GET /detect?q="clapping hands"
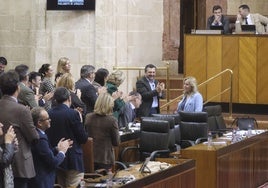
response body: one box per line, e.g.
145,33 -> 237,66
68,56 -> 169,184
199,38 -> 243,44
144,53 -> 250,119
57,138 -> 73,154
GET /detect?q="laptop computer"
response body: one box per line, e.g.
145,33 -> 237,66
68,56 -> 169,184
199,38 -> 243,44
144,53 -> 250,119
241,25 -> 256,32
210,25 -> 224,31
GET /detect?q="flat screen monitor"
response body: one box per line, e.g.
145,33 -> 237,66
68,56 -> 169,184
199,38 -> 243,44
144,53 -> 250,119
47,0 -> 95,10
241,25 -> 256,32
210,25 -> 224,31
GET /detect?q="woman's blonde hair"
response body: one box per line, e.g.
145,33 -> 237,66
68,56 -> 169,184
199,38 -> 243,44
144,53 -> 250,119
107,70 -> 125,87
57,57 -> 70,74
184,76 -> 198,94
94,93 -> 114,115
56,73 -> 74,91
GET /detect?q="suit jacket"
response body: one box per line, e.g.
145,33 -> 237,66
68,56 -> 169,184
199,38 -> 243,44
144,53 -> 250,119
18,82 -> 38,109
75,78 -> 98,114
177,92 -> 203,112
136,76 -> 164,117
207,15 -> 230,34
0,95 -> 39,178
84,113 -> 120,165
118,102 -> 135,128
30,129 -> 65,188
46,104 -> 88,172
237,13 -> 268,34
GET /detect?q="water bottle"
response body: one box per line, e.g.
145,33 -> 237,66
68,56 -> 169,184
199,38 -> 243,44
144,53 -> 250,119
207,131 -> 212,147
79,179 -> 85,188
247,124 -> 252,137
232,128 -> 237,143
106,169 -> 113,188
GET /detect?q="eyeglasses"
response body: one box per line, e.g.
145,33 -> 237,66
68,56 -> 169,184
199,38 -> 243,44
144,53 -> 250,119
39,118 -> 51,122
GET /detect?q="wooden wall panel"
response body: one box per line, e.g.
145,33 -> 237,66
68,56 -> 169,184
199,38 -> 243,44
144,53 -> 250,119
184,34 -> 268,105
239,37 -> 257,103
207,36 -> 222,102
257,37 -> 268,104
184,35 -> 207,100
222,36 -> 239,103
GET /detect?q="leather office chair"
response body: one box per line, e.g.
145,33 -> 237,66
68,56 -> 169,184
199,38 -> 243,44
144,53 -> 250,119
120,119 -> 171,164
151,113 -> 180,151
203,105 -> 231,135
179,111 -> 208,149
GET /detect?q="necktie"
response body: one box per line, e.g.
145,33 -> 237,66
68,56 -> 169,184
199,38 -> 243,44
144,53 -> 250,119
245,17 -> 248,25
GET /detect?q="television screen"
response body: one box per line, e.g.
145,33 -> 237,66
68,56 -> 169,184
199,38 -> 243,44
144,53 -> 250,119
47,0 -> 95,10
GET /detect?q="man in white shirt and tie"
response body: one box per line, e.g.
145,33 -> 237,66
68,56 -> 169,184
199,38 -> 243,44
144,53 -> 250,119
236,4 -> 268,34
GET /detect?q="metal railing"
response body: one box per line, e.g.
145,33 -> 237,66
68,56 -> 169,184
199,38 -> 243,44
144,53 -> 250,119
160,69 -> 233,117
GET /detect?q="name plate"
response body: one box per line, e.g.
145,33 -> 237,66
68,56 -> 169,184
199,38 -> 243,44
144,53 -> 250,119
194,30 -> 222,35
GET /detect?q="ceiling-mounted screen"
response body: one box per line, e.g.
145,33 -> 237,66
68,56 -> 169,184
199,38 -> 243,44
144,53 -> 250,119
47,0 -> 95,10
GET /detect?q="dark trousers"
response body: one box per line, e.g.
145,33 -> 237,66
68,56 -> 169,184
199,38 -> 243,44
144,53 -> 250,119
14,177 -> 30,188
149,107 -> 158,116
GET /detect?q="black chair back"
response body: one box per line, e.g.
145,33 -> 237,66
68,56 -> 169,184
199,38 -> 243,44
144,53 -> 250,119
179,111 -> 208,148
140,119 -> 170,155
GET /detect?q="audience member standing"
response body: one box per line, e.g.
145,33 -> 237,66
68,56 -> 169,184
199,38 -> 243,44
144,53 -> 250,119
46,87 -> 88,187
118,91 -> 142,128
92,68 -> 109,91
0,123 -> 17,188
84,93 -> 120,171
56,57 -> 71,74
106,70 -> 126,119
29,107 -> 72,188
38,64 -> 55,110
136,64 -> 165,118
176,76 -> 203,112
28,71 -> 53,107
15,64 -> 38,109
0,57 -> 7,99
56,73 -> 86,119
0,70 -> 39,188
75,65 -> 106,114
0,57 -> 7,76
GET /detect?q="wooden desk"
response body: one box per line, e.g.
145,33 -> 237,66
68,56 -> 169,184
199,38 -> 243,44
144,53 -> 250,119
181,131 -> 268,188
85,158 -> 195,188
184,34 -> 268,104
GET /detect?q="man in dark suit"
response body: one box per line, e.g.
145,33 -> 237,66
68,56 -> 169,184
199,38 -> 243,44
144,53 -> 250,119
46,87 -> 88,187
75,65 -> 106,114
0,57 -> 8,99
29,107 -> 72,188
15,64 -> 38,109
0,70 -> 39,188
118,91 -> 142,128
136,64 -> 165,118
207,5 -> 230,34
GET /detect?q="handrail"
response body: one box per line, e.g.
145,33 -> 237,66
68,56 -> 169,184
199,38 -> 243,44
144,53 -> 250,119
160,69 -> 233,117
113,61 -> 171,111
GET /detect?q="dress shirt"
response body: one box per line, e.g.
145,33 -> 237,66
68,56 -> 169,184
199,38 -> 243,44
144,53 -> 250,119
148,80 -> 158,108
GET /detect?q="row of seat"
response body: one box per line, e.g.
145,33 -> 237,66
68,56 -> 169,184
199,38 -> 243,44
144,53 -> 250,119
120,105 -> 231,165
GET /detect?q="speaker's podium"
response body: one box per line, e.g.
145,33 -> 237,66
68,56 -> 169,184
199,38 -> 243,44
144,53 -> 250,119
184,33 -> 268,105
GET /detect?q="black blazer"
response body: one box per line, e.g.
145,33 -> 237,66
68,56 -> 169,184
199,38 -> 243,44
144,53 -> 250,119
75,78 -> 98,114
46,104 -> 88,172
207,15 -> 230,34
136,76 -> 163,117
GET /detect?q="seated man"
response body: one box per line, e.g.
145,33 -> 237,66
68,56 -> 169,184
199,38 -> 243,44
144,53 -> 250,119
235,4 -> 268,34
118,91 -> 142,128
207,5 -> 230,34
